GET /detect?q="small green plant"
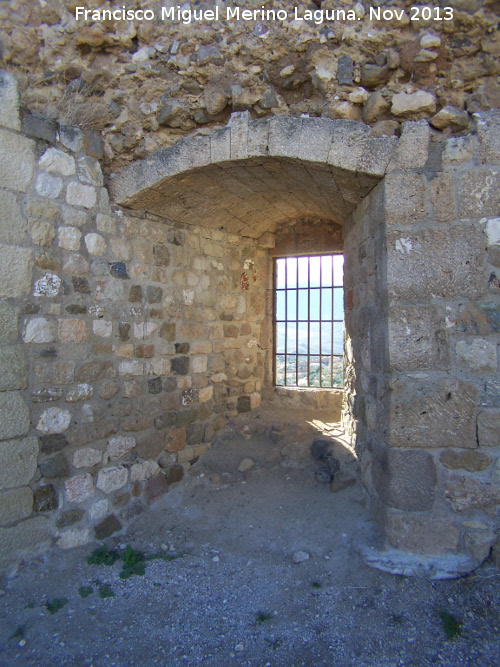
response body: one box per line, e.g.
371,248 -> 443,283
440,610 -> 461,639
311,581 -> 322,589
98,584 -> 114,599
118,545 -> 146,579
265,638 -> 281,651
45,598 -> 68,614
87,545 -> 119,566
78,586 -> 93,599
256,611 -> 274,624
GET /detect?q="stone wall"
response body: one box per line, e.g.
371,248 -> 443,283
0,71 -> 271,569
2,0 -> 499,173
348,116 -> 500,574
1,67 -> 500,578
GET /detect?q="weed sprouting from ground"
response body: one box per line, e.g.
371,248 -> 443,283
119,545 -> 146,579
311,581 -> 322,589
78,586 -> 93,599
87,544 -> 183,579
45,598 -> 68,615
87,545 -> 120,566
256,611 -> 274,624
439,609 -> 461,640
98,584 -> 114,599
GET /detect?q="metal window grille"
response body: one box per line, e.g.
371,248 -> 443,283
274,255 -> 344,388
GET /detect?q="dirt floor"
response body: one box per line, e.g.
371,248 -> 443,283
1,407 -> 499,667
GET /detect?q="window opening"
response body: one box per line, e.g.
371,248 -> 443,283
274,255 -> 344,388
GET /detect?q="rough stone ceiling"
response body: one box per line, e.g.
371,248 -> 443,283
116,156 -> 379,239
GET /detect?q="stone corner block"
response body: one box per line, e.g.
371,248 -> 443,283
387,119 -> 430,172
0,392 -> 30,441
474,110 -> 500,165
0,245 -> 34,299
0,436 -> 38,489
0,128 -> 35,192
0,71 -> 21,131
0,516 -> 51,571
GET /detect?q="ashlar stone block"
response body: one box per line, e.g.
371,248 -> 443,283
477,410 -> 500,447
0,436 -> 38,489
387,227 -> 484,301
389,379 -> 478,449
0,128 -> 35,191
0,346 -> 27,391
456,338 -> 497,371
0,517 -> 51,570
0,244 -> 34,298
373,447 -> 436,511
0,71 -> 21,131
386,513 -> 460,554
0,189 -> 26,244
0,392 -> 30,441
475,110 -> 500,164
459,170 -> 500,219
0,486 -> 33,525
0,301 -> 19,343
385,172 -> 426,226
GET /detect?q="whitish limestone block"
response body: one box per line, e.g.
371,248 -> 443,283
89,499 -> 108,521
130,460 -> 160,482
0,189 -> 26,244
0,392 -> 30,441
73,447 -> 102,468
486,218 -> 500,245
66,182 -> 97,209
0,128 -> 35,192
39,147 -> 75,176
0,244 -> 33,298
35,173 -> 63,199
57,527 -> 91,549
118,360 -> 147,376
191,356 -> 208,374
96,466 -> 128,493
0,487 -> 33,525
391,91 -> 436,118
84,233 -> 106,255
0,71 -> 21,130
107,435 -> 136,461
23,317 -> 56,343
0,517 -> 51,570
93,320 -> 112,337
58,226 -> 82,251
456,339 -> 497,371
33,273 -> 61,297
65,473 -> 94,503
133,322 -> 158,338
36,407 -> 72,434
65,384 -> 93,403
0,437 -> 38,489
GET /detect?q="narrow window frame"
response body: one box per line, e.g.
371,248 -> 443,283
273,254 -> 344,389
